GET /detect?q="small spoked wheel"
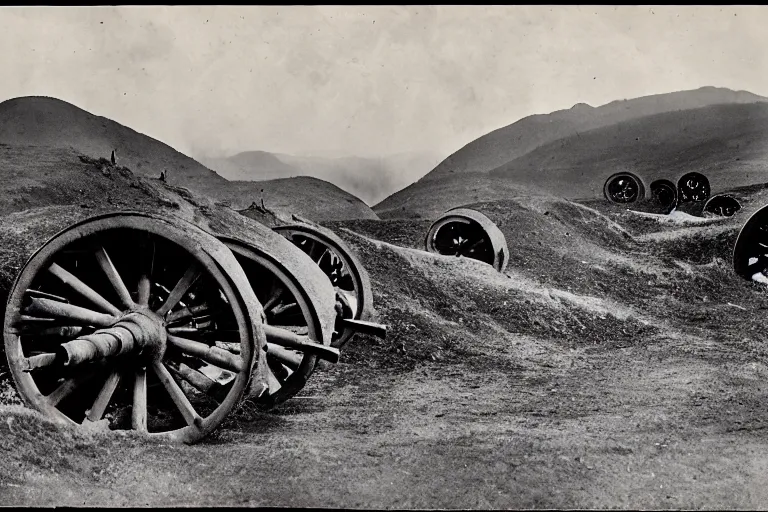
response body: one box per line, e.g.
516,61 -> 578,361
220,237 -> 337,409
704,194 -> 741,218
425,208 -> 509,273
273,224 -> 373,348
603,172 -> 644,204
650,179 -> 678,213
3,212 -> 264,444
677,172 -> 711,203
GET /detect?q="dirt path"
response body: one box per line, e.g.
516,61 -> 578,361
4,325 -> 768,508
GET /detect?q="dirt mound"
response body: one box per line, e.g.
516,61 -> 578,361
334,191 -> 768,356
218,176 -> 379,222
325,228 -> 658,374
323,218 -> 434,251
374,173 -> 545,220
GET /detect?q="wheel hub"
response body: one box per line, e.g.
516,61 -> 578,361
56,308 -> 167,367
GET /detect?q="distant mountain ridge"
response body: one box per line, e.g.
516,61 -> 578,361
201,149 -> 443,206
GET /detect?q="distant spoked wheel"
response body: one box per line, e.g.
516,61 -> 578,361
425,208 -> 510,273
219,237 -> 338,409
703,194 -> 741,218
733,204 -> 768,283
677,172 -> 711,203
3,212 -> 264,444
603,172 -> 644,204
273,224 -> 372,349
650,179 -> 678,213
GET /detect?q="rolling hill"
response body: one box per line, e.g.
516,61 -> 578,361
375,87 -> 768,218
0,96 -> 226,192
221,176 -> 380,221
0,96 -> 378,221
421,86 -> 768,183
488,102 -> 768,199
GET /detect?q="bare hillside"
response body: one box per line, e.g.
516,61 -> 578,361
0,97 -> 378,222
377,101 -> 768,218
424,86 -> 768,183
0,96 -> 226,192
220,176 -> 380,221
376,87 -> 768,217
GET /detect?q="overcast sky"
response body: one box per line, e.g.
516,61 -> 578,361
1,5 -> 767,160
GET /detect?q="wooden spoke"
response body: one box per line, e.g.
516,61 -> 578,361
132,368 -> 148,432
268,302 -> 299,317
137,274 -> 151,307
166,326 -> 203,336
22,353 -> 58,372
263,324 -> 339,363
155,264 -> 201,317
24,297 -> 117,327
17,325 -> 84,338
214,341 -> 240,353
94,246 -> 135,309
262,283 -> 285,313
47,262 -> 122,316
25,289 -> 69,303
264,365 -> 282,394
46,370 -> 99,406
167,361 -> 220,396
85,370 -> 122,423
166,303 -> 213,324
266,344 -> 302,369
15,315 -> 58,326
136,238 -> 155,307
167,335 -> 245,373
152,361 -> 203,428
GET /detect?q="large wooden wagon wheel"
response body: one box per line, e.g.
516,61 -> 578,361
217,237 -> 339,409
3,212 -> 267,444
425,208 -> 510,273
272,224 -> 375,348
733,203 -> 768,284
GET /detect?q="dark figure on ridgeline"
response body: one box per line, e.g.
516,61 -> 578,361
110,149 -> 117,165
260,188 -> 265,209
160,170 -> 166,182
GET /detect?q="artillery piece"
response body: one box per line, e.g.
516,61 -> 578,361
2,210 -> 343,444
